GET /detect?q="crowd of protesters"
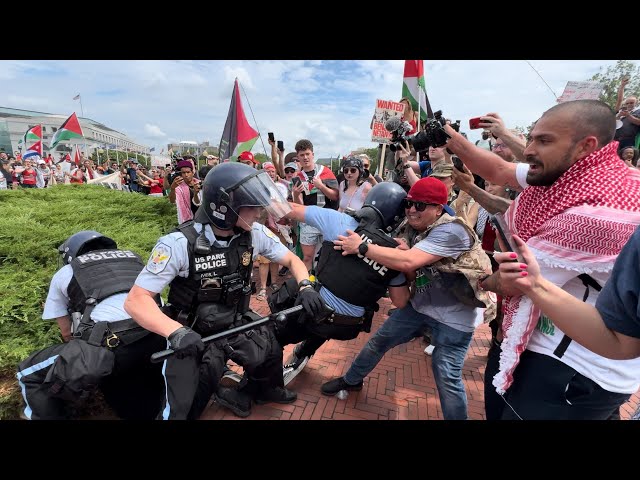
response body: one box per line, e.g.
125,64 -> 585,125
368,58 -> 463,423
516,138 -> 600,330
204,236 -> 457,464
7,78 -> 640,421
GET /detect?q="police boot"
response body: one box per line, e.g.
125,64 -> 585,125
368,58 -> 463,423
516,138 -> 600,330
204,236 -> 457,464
255,386 -> 297,405
214,386 -> 252,418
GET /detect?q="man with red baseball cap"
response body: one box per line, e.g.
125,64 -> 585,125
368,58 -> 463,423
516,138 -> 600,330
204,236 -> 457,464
323,176 -> 494,419
238,151 -> 258,168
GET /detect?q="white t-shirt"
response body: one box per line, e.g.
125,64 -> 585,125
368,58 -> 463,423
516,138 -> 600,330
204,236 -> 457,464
42,264 -> 130,322
510,162 -> 640,393
135,222 -> 289,294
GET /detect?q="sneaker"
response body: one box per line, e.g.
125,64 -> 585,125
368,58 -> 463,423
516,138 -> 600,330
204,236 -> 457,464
283,343 -> 310,386
220,367 -> 243,388
424,344 -> 435,356
278,266 -> 289,277
321,376 -> 363,396
214,386 -> 252,417
255,386 -> 297,405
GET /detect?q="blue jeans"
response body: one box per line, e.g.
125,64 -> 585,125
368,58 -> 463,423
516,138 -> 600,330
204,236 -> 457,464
343,303 -> 473,420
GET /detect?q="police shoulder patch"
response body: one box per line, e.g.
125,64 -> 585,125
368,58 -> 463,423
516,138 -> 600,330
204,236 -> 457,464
146,242 -> 172,274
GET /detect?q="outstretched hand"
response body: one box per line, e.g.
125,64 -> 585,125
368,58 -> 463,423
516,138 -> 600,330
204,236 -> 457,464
333,230 -> 362,255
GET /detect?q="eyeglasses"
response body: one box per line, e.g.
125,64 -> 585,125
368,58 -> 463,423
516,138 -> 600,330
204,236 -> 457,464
492,144 -> 507,151
284,168 -> 296,174
404,199 -> 438,212
343,167 -> 359,174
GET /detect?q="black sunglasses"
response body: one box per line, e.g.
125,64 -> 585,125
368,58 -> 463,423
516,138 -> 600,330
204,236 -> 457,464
284,168 -> 296,174
404,199 -> 439,212
343,167 -> 359,174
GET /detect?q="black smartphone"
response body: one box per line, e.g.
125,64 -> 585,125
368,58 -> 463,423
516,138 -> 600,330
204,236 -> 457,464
452,156 -> 464,172
277,140 -> 284,152
291,176 -> 302,186
489,214 -> 516,255
268,132 -> 275,143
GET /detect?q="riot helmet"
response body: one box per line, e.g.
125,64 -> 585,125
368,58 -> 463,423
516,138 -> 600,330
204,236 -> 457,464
58,230 -> 117,265
194,162 -> 291,230
356,182 -> 407,232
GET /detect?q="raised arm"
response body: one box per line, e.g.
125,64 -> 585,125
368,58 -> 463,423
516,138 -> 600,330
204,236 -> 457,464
444,125 -> 521,192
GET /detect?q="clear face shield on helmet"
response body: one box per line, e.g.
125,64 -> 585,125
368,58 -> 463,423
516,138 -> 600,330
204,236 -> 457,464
229,171 -> 292,221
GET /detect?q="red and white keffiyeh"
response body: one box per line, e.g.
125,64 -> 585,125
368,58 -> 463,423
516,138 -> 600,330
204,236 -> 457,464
176,182 -> 193,224
494,141 -> 640,394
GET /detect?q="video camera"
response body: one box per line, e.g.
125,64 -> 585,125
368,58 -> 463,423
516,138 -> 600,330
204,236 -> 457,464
385,111 -> 461,153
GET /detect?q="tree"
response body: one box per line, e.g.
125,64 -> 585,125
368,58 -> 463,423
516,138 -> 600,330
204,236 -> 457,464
588,60 -> 640,109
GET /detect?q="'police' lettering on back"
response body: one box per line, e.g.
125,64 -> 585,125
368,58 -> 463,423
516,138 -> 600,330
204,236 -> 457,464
77,250 -> 137,264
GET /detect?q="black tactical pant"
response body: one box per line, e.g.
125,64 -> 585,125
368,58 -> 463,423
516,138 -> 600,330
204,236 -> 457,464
17,330 -> 165,420
275,314 -> 363,359
158,313 -> 284,420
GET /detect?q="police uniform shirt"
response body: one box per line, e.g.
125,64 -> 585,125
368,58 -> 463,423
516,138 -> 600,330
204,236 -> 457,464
304,206 -> 406,317
136,222 -> 289,294
42,264 -> 130,322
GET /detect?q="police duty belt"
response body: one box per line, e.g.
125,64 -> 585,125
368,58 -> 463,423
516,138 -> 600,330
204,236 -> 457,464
150,305 -> 304,363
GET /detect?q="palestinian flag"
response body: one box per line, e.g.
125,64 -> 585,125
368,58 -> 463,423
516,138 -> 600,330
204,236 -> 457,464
22,124 -> 42,145
73,145 -> 82,166
402,60 -> 433,123
218,78 -> 258,161
50,112 -> 84,148
23,140 -> 43,160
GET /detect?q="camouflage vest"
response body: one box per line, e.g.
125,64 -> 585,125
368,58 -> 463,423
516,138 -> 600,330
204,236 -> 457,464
407,213 -> 496,323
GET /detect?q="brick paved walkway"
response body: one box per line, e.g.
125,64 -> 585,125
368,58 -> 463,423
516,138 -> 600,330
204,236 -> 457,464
200,295 -> 640,420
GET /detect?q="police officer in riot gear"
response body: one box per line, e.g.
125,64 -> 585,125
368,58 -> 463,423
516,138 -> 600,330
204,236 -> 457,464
273,181 -> 412,386
125,162 -> 326,419
16,231 -> 166,420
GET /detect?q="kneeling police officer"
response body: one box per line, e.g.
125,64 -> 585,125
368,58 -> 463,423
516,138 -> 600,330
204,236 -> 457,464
17,231 -> 166,420
125,162 -> 325,420
273,179 -> 412,385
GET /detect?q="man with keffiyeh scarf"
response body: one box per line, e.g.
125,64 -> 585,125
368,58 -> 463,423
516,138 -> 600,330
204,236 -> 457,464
444,100 -> 640,420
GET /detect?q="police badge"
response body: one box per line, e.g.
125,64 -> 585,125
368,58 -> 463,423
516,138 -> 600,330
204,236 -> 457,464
242,251 -> 251,266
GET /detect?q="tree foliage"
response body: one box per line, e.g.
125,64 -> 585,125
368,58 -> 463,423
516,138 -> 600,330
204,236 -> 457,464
589,60 -> 640,109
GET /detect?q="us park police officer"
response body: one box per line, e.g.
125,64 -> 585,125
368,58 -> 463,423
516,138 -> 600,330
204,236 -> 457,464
125,162 -> 326,419
273,180 -> 413,386
16,231 -> 166,420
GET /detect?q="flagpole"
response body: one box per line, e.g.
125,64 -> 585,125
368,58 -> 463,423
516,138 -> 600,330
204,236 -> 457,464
75,95 -> 87,161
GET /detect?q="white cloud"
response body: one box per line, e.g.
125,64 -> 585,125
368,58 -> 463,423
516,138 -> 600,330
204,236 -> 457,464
144,124 -> 166,138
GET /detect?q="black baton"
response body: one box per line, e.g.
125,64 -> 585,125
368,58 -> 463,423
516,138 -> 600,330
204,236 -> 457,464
150,304 -> 304,364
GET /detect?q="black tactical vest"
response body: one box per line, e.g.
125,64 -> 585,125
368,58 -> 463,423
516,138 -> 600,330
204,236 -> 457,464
316,224 -> 401,308
67,249 -> 144,314
167,222 -> 253,333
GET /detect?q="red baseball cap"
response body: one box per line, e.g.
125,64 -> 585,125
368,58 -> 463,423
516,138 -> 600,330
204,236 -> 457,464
238,151 -> 257,164
406,177 -> 455,215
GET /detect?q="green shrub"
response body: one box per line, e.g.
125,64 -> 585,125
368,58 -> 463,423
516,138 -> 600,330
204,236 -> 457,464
0,184 -> 177,419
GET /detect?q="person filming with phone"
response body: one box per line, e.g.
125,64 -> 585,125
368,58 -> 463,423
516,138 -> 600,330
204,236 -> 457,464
445,99 -> 640,419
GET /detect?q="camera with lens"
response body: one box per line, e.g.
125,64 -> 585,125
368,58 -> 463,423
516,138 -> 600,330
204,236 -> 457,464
386,110 -> 458,153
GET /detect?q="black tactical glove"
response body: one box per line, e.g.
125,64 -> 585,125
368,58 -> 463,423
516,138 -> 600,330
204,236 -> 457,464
168,326 -> 205,359
295,287 -> 326,318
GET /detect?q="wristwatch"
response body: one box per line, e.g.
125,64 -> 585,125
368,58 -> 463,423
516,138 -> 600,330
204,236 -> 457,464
402,164 -> 412,170
298,279 -> 313,290
358,242 -> 369,256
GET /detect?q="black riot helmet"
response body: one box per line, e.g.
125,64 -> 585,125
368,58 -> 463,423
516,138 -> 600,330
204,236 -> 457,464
355,182 -> 407,232
194,162 -> 291,230
58,230 -> 117,265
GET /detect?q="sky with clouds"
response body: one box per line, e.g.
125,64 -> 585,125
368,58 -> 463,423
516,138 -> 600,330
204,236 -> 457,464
1,60 -> 636,160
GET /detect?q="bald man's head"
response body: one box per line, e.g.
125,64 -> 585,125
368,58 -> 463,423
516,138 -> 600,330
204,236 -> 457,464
544,99 -> 616,148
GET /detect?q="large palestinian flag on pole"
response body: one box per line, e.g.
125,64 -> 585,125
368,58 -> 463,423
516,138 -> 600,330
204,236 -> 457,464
402,60 -> 433,123
218,78 -> 259,161
50,112 -> 84,149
